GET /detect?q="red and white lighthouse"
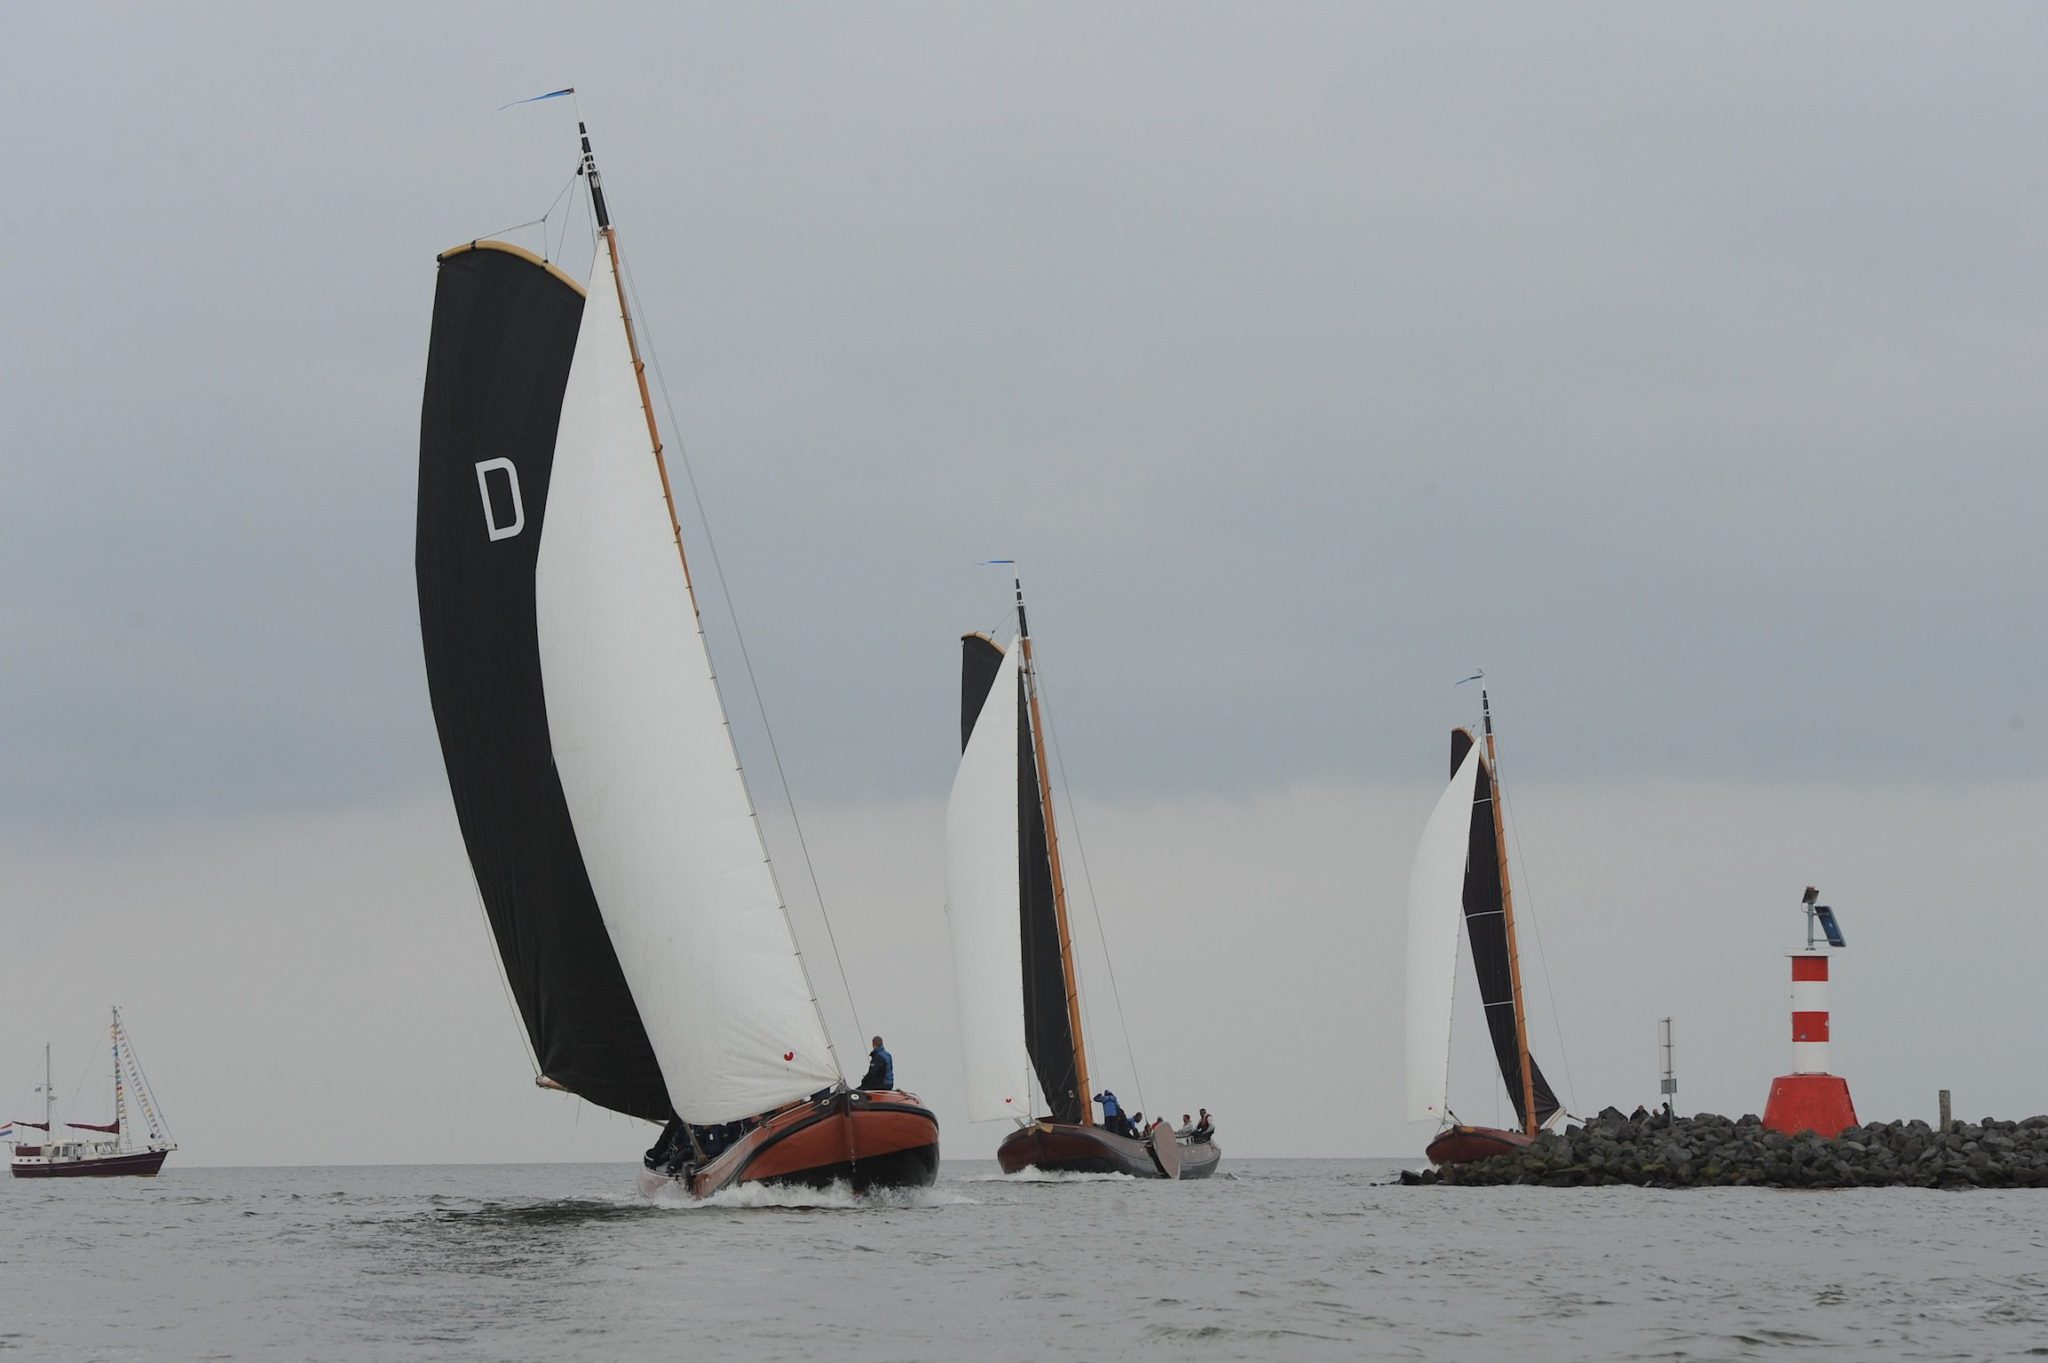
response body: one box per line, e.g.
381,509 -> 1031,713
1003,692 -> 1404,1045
1762,886 -> 1858,1136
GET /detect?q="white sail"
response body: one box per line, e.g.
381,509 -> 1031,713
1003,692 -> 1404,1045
945,637 -> 1034,1123
535,243 -> 839,1124
1405,743 -> 1484,1124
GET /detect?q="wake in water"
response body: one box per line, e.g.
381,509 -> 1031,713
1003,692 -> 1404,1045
954,1168 -> 1137,1184
642,1180 -> 976,1212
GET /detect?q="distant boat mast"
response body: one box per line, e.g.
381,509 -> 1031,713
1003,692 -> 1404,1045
1480,688 -> 1540,1138
1014,577 -> 1094,1124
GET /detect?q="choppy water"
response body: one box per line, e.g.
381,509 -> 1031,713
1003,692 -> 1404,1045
1,1159 -> 2043,1360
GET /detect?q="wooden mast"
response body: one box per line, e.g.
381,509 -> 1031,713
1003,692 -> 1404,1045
1015,579 -> 1094,1124
1482,690 -> 1541,1138
578,122 -> 703,617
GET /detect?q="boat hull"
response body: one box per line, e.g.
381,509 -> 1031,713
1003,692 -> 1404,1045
638,1089 -> 939,1200
1426,1124 -> 1534,1165
10,1147 -> 171,1179
997,1120 -> 1221,1180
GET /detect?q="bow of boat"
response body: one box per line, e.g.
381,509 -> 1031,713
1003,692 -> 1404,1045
1425,1124 -> 1535,1166
639,1089 -> 939,1199
997,1120 -> 1221,1180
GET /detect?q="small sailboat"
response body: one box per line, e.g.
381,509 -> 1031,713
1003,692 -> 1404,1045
415,118 -> 938,1198
1407,688 -> 1563,1164
8,1008 -> 176,1179
945,579 -> 1219,1180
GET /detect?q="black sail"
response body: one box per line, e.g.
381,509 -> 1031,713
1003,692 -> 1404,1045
1450,728 -> 1561,1130
961,634 -> 1084,1124
417,242 -> 670,1122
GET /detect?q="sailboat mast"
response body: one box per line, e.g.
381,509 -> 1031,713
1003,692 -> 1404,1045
1015,579 -> 1093,1124
44,1042 -> 52,1138
1482,690 -> 1540,1137
578,122 -> 702,615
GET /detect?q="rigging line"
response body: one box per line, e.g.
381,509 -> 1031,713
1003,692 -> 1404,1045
569,165 -> 597,281
1033,666 -> 1144,1116
65,1040 -> 99,1115
616,250 -> 863,1055
538,169 -> 574,261
480,213 -> 550,243
41,1016 -> 102,1113
120,1017 -> 173,1140
1443,890 -> 1465,1120
477,172 -> 579,258
1499,780 -> 1578,1115
555,165 -> 583,265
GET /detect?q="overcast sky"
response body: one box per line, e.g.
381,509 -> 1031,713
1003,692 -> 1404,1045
3,3 -> 2043,1167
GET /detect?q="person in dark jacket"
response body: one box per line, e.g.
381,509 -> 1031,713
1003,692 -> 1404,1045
860,1036 -> 894,1090
1192,1108 -> 1214,1143
645,1117 -> 688,1172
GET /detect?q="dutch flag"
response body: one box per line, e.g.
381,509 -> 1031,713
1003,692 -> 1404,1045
0,1122 -> 13,1141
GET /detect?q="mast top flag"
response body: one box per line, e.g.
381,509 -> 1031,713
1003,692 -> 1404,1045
499,87 -> 577,111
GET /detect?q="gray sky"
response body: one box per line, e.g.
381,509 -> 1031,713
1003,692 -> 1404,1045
3,3 -> 2043,1165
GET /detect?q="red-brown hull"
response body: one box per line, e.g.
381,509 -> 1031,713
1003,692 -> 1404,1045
11,1148 -> 171,1179
1426,1124 -> 1535,1165
640,1089 -> 939,1200
996,1121 -> 1221,1180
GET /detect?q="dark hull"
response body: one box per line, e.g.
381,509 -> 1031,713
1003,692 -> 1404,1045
1426,1124 -> 1534,1165
997,1121 -> 1221,1180
11,1148 -> 171,1179
639,1089 -> 939,1200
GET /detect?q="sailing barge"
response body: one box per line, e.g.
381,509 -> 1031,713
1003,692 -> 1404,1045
1407,689 -> 1563,1164
416,116 -> 937,1198
945,580 -> 1219,1181
8,1008 -> 176,1179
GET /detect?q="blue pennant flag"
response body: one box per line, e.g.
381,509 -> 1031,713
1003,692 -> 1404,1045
499,87 -> 575,111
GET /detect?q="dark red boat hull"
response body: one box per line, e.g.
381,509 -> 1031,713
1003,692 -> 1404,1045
11,1148 -> 170,1179
997,1121 -> 1221,1180
640,1089 -> 940,1199
1426,1124 -> 1535,1165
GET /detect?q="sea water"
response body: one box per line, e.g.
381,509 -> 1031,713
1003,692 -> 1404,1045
1,1159 -> 2042,1360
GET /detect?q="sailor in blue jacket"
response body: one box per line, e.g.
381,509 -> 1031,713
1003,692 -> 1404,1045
860,1036 -> 894,1090
1094,1089 -> 1135,1137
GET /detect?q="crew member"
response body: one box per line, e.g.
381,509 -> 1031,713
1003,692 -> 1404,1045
861,1035 -> 895,1090
645,1116 -> 687,1172
1095,1089 -> 1136,1138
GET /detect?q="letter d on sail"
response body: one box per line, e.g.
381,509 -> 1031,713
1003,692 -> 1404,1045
474,458 -> 526,541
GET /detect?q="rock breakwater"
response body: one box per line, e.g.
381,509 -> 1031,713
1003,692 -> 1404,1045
1403,1109 -> 2048,1188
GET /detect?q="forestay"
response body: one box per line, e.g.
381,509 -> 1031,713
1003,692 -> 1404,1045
946,637 -> 1035,1122
1406,742 -> 1484,1124
534,243 -> 839,1124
